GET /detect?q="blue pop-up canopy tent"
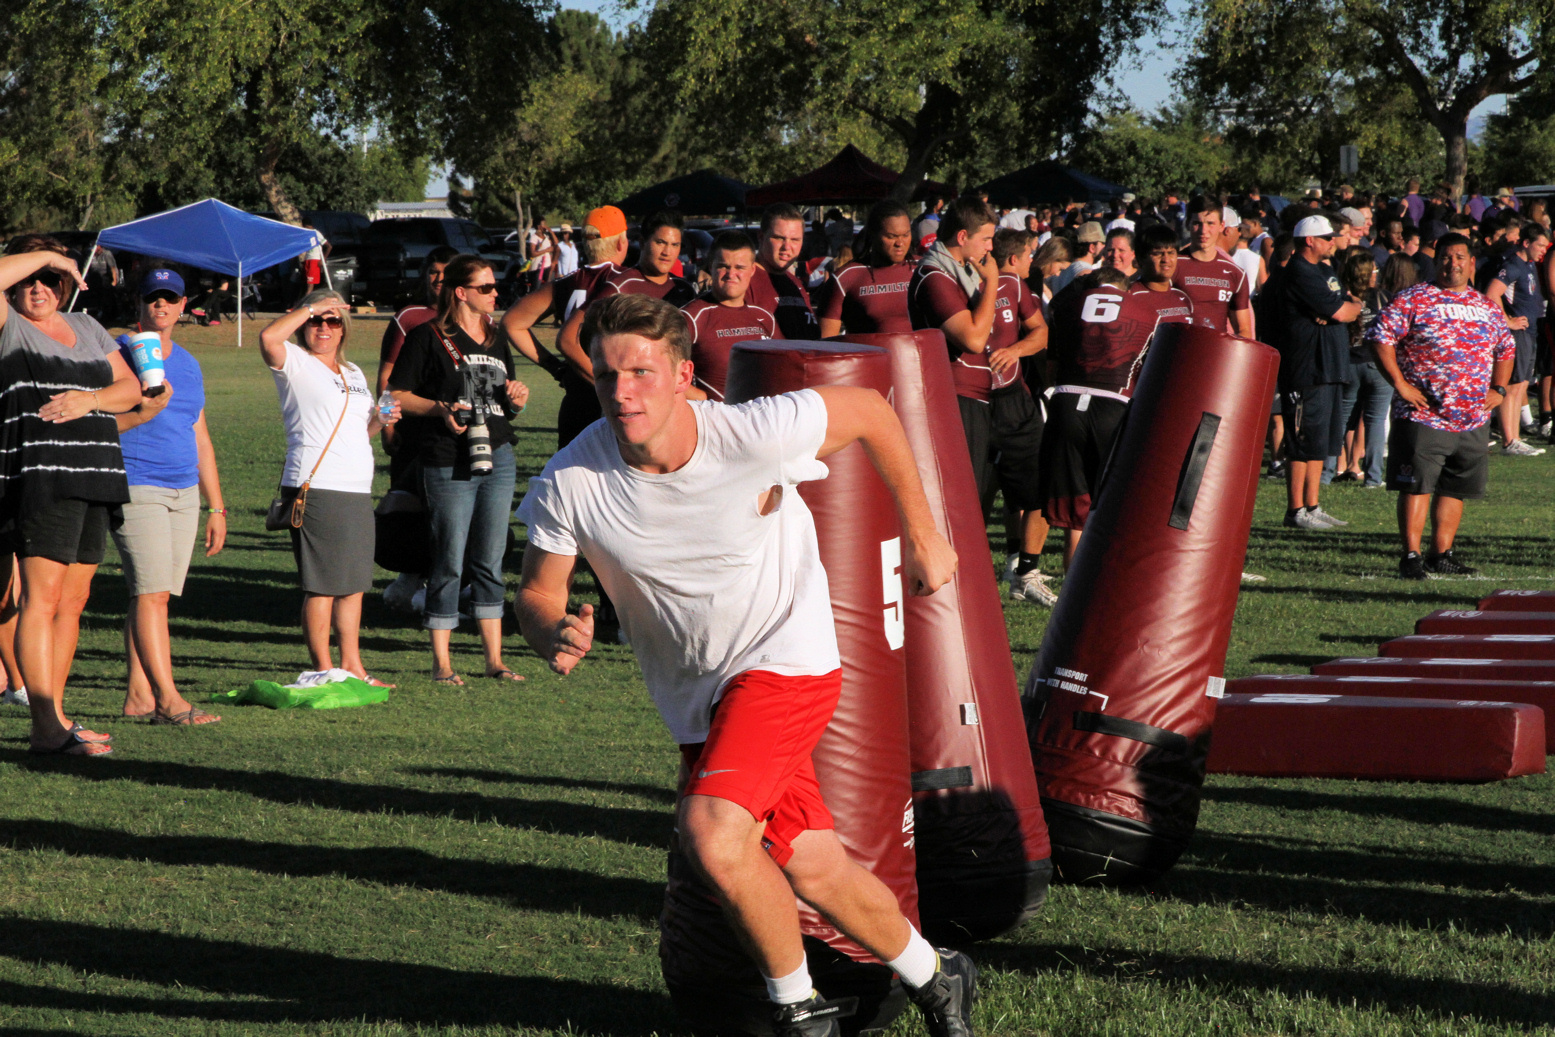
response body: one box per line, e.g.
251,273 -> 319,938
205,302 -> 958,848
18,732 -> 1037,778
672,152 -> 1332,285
87,198 -> 325,347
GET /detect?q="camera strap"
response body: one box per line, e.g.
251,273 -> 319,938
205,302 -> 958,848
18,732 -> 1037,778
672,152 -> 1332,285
430,325 -> 468,368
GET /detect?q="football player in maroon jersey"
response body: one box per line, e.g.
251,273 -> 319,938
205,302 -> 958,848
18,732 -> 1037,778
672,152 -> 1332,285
1174,198 -> 1253,337
748,204 -> 821,339
818,200 -> 915,337
681,232 -> 780,400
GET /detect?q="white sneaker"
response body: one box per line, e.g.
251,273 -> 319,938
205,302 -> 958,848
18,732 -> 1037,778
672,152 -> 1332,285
1311,507 -> 1349,527
1503,438 -> 1546,456
1011,569 -> 1058,606
2,687 -> 29,706
1540,419 -> 1552,439
1240,571 -> 1266,583
382,573 -> 425,613
1003,553 -> 1019,585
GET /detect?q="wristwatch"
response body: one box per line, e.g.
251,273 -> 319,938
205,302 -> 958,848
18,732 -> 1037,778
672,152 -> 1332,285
1490,384 -> 1507,397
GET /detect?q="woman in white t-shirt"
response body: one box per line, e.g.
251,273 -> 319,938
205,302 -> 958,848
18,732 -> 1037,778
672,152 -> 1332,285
260,290 -> 400,685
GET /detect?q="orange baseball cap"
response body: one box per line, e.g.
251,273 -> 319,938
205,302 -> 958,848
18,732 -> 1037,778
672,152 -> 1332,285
585,205 -> 628,237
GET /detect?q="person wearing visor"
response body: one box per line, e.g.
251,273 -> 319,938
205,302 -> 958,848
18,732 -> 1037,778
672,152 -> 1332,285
111,268 -> 226,726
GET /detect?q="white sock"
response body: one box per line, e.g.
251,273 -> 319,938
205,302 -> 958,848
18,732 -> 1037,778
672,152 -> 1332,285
886,925 -> 938,989
765,961 -> 813,1005
1522,404 -> 1534,424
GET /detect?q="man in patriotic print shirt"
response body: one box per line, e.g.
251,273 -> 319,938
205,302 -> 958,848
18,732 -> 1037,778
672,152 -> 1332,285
1365,233 -> 1516,580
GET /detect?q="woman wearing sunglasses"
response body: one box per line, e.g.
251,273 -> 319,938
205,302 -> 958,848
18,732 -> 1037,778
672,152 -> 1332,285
261,289 -> 400,685
390,255 -> 530,685
0,235 -> 145,756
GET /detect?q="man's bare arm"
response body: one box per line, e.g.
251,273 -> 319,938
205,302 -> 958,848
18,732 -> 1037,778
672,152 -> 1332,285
515,546 -> 593,674
812,385 -> 957,595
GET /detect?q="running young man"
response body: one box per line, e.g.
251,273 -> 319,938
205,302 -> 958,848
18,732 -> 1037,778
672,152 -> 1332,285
681,232 -> 780,400
1172,198 -> 1253,337
515,293 -> 976,1037
747,204 -> 822,339
1366,233 -> 1515,579
818,200 -> 916,336
1040,224 -> 1193,568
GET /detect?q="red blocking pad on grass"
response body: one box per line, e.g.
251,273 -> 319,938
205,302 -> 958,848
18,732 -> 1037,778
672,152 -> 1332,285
1415,610 -> 1555,635
1381,634 -> 1555,659
1231,672 -> 1555,743
1478,590 -> 1555,611
1316,656 -> 1555,681
1207,693 -> 1546,780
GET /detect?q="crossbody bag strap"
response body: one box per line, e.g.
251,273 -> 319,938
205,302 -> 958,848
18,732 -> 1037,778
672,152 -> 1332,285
300,380 -> 354,490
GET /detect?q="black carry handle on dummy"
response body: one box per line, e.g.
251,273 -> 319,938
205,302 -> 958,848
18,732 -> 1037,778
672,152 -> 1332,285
1169,412 -> 1221,531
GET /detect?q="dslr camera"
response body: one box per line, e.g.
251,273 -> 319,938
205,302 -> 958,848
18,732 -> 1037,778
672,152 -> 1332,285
455,357 -> 508,476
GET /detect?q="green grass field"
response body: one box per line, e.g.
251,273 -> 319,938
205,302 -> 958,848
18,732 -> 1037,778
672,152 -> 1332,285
1,317 -> 1552,1035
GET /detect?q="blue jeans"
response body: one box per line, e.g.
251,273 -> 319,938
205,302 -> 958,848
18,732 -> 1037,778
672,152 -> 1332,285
1350,362 -> 1394,486
1322,363 -> 1362,482
421,442 -> 515,630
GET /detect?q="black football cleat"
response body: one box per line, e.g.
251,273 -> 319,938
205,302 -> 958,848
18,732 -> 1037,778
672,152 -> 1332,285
906,949 -> 978,1037
772,992 -> 858,1037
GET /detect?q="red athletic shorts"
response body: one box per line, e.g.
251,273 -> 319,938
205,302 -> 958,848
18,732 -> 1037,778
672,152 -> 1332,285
679,668 -> 842,867
304,258 -> 322,285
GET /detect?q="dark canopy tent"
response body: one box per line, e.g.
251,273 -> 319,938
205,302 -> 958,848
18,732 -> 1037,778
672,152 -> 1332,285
89,199 -> 323,347
616,170 -> 750,217
746,145 -> 952,207
976,161 -> 1129,208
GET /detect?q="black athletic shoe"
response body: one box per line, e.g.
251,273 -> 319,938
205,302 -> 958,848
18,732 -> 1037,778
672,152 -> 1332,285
907,949 -> 978,1037
1425,549 -> 1479,576
1399,553 -> 1428,580
772,993 -> 858,1037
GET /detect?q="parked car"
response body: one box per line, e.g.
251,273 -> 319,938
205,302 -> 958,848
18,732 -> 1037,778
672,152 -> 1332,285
356,217 -> 515,307
254,210 -> 371,306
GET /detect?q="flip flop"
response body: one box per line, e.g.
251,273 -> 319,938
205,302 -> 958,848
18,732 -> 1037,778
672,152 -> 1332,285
148,708 -> 222,726
432,672 -> 464,686
361,675 -> 396,689
29,730 -> 113,757
69,722 -> 110,742
485,669 -> 525,682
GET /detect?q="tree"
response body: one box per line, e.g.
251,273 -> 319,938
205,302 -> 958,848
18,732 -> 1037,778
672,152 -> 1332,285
1479,67 -> 1555,191
1068,107 -> 1232,198
638,0 -> 1164,203
1181,0 -> 1552,198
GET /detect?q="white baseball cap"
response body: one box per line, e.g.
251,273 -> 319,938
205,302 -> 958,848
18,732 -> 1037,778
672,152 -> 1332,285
1222,206 -> 1240,226
1294,215 -> 1335,239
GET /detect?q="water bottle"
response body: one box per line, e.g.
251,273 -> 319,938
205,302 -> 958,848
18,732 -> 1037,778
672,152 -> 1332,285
377,390 -> 395,420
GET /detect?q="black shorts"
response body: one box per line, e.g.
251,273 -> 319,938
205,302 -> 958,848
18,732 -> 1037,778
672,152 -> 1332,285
1536,317 -> 1552,381
6,497 -> 114,565
1385,418 -> 1490,499
957,387 -> 1044,513
1037,390 -> 1128,530
1281,382 -> 1345,462
1511,328 -> 1536,385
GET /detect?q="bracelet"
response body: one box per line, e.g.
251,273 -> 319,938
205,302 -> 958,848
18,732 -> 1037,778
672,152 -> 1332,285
90,389 -> 100,409
206,507 -> 227,515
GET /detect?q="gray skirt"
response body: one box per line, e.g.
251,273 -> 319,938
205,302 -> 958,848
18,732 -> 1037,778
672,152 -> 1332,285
284,486 -> 375,596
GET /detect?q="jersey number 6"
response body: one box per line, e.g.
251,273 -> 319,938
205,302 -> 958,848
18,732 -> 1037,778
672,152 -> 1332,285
1081,294 -> 1122,323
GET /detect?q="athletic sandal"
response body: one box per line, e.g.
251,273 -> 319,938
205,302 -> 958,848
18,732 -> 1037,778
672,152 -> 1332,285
432,672 -> 465,686
149,708 -> 221,726
29,730 -> 113,757
485,669 -> 525,682
69,721 -> 110,742
361,675 -> 396,688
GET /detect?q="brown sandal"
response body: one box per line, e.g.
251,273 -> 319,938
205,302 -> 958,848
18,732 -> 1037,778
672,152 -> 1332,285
148,708 -> 221,726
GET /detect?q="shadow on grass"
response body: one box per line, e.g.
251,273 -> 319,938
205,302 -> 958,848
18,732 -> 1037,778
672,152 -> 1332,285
0,819 -> 661,920
0,918 -> 674,1033
0,750 -> 673,849
1247,653 -> 1332,668
405,767 -> 678,805
979,939 -> 1554,1030
1201,784 -> 1555,837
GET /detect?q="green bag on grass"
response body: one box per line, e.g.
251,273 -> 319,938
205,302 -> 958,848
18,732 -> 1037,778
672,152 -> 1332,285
212,677 -> 389,710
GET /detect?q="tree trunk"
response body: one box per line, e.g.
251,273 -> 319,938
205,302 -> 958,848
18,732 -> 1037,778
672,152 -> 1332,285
887,82 -> 962,205
257,135 -> 302,224
1441,122 -> 1469,202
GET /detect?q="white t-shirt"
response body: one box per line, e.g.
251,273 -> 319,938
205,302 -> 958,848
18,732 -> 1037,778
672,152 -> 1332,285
998,209 -> 1034,231
271,342 -> 376,493
518,390 -> 842,743
555,240 -> 579,278
1231,247 -> 1263,295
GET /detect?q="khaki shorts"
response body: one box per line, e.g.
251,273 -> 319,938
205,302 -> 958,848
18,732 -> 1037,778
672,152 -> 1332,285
111,484 -> 200,596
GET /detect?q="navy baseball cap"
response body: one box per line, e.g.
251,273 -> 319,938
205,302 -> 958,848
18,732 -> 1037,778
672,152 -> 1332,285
139,268 -> 185,297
